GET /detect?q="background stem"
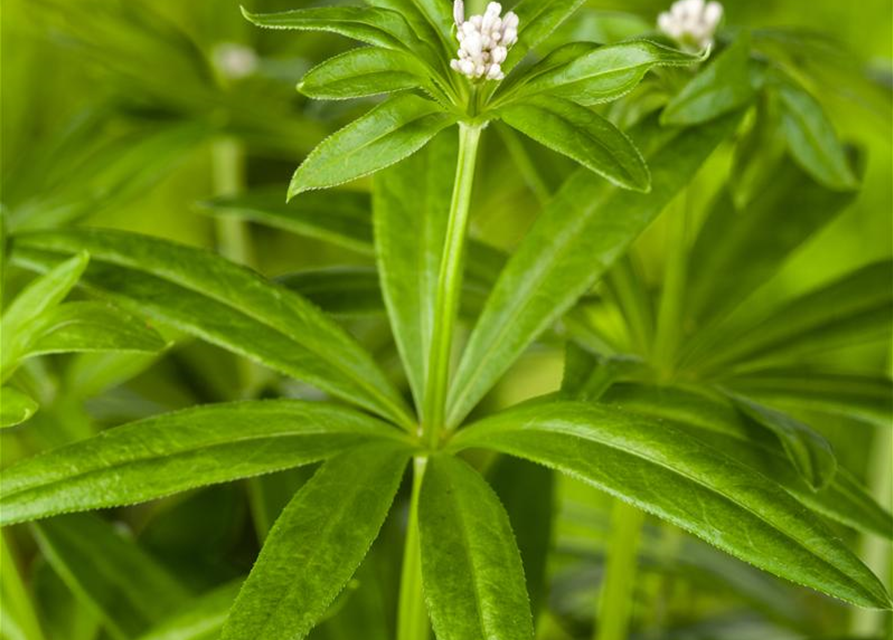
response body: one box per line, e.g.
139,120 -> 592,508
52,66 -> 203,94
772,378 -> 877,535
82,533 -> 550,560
595,500 -> 646,640
422,123 -> 482,442
397,457 -> 431,640
652,189 -> 690,376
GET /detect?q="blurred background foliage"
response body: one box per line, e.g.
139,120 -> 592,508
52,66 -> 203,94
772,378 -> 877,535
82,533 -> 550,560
1,1 -> 891,639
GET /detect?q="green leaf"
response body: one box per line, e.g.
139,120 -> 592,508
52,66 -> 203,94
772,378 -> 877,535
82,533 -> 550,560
726,393 -> 837,490
221,443 -> 409,640
23,301 -> 166,359
419,455 -> 534,640
502,40 -> 703,106
503,0 -> 588,73
775,74 -> 858,191
446,112 -> 742,427
365,0 -> 453,55
137,581 -> 242,640
0,387 -> 39,428
662,35 -> 756,125
0,400 -> 408,526
451,401 -> 893,609
241,5 -> 417,52
500,95 -> 650,191
11,228 -> 413,427
374,131 -> 457,407
299,47 -> 432,101
33,513 -> 190,639
598,383 -> 892,538
278,267 -> 384,318
289,94 -> 456,197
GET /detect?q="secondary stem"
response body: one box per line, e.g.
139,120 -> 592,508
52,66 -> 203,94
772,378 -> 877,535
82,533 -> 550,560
595,500 -> 646,640
422,122 -> 483,446
397,457 -> 431,640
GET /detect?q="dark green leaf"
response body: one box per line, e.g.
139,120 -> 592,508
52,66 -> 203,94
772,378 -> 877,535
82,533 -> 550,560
501,95 -> 650,190
278,267 -> 384,318
451,401 -> 892,609
447,112 -> 742,427
504,0 -> 588,73
419,455 -> 534,640
0,400 -> 408,526
138,581 -> 242,640
221,443 -> 409,640
289,94 -> 456,197
299,47 -> 432,101
0,387 -> 39,428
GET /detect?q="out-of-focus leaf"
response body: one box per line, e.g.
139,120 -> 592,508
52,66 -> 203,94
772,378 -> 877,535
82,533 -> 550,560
447,112 -> 741,428
419,455 -> 534,640
451,401 -> 893,609
278,268 -> 384,318
11,229 -> 413,427
0,387 -> 39,428
730,93 -> 787,209
1,533 -> 47,640
299,47 -> 432,101
374,131 -> 456,407
137,580 -> 242,640
726,393 -> 837,490
503,0 -> 588,73
500,95 -> 650,191
33,513 -> 190,639
32,560 -> 99,640
662,35 -> 756,125
0,400 -> 408,526
775,74 -> 859,191
289,94 -> 456,197
221,443 -> 409,640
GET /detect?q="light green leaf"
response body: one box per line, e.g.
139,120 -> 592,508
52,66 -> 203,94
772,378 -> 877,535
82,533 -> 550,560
0,400 -> 408,526
662,34 -> 756,125
365,0 -> 453,55
598,383 -> 892,538
221,443 -> 409,640
11,228 -> 413,427
776,74 -> 858,191
289,94 -> 456,197
33,513 -> 190,639
137,581 -> 242,640
451,401 -> 893,609
419,455 -> 534,640
501,40 -> 703,106
374,131 -> 457,407
504,0 -> 588,73
299,47 -> 432,101
500,95 -> 650,191
726,393 -> 837,490
446,112 -> 742,427
0,387 -> 39,428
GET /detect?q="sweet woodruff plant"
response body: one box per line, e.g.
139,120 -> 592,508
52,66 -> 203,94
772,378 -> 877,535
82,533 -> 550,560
1,1 -> 890,639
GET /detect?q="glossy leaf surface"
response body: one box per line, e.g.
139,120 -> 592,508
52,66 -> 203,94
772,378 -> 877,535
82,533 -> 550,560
299,47 -> 431,100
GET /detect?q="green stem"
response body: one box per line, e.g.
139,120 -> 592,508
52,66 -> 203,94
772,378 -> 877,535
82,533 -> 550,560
397,457 -> 431,640
1,532 -> 47,640
212,137 -> 253,266
422,123 -> 483,445
595,500 -> 645,640
652,190 -> 690,377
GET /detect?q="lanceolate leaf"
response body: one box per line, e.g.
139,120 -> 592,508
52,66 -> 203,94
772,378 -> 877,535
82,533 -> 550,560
0,400 -> 408,526
299,47 -> 433,101
503,0 -> 588,73
374,131 -> 457,407
221,444 -> 409,640
278,267 -> 384,318
138,581 -> 242,640
33,513 -> 190,639
500,95 -> 650,191
0,387 -> 39,428
447,112 -> 742,428
289,94 -> 457,197
662,34 -> 756,125
451,401 -> 893,609
11,228 -> 413,427
419,455 -> 534,640
501,40 -> 703,106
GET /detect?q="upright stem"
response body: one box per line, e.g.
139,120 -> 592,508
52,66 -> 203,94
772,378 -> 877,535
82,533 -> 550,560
397,457 -> 431,640
422,123 -> 483,445
652,190 -> 690,376
212,137 -> 253,266
595,501 -> 645,640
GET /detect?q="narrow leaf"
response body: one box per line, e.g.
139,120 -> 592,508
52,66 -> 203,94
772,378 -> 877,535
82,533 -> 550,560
278,267 -> 384,318
447,112 -> 742,427
451,401 -> 892,609
0,387 -> 39,428
419,455 -> 534,640
500,95 -> 650,191
138,581 -> 242,640
504,0 -> 588,73
289,94 -> 457,197
299,47 -> 432,101
0,400 -> 407,526
221,443 -> 409,640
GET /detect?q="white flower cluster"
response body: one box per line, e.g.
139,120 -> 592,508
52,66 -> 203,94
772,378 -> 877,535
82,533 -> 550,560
213,43 -> 259,80
450,1 -> 519,81
657,0 -> 723,51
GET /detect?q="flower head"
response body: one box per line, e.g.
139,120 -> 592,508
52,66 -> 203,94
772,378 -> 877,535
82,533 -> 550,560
213,43 -> 259,80
658,0 -> 723,51
450,1 -> 519,81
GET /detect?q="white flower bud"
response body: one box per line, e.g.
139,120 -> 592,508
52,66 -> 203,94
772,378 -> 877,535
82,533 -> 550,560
658,0 -> 723,50
450,2 -> 520,82
453,0 -> 465,27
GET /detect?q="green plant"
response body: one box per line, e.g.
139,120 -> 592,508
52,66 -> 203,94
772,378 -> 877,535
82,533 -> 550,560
1,1 -> 890,639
